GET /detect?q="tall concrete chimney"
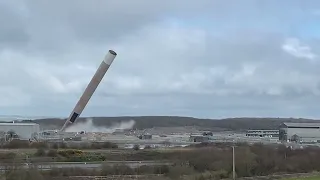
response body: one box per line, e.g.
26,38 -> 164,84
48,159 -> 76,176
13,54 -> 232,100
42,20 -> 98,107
60,50 -> 117,131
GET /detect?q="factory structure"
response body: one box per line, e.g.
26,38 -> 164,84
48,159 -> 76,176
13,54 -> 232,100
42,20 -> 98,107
0,122 -> 39,140
26,122 -> 320,145
1,121 -> 320,147
189,135 -> 210,142
246,130 -> 279,138
279,122 -> 320,143
244,122 -> 320,143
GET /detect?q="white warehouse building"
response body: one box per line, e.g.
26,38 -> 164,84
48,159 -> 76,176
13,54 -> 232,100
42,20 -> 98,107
279,122 -> 320,142
0,123 -> 40,140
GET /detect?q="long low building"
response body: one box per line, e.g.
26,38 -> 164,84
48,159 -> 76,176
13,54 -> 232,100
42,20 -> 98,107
0,122 -> 40,140
279,122 -> 320,142
246,130 -> 279,138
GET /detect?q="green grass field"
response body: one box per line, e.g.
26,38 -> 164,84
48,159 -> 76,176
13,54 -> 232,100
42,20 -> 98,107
283,176 -> 320,180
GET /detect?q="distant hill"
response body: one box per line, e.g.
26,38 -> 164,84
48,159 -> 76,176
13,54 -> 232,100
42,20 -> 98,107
18,116 -> 320,131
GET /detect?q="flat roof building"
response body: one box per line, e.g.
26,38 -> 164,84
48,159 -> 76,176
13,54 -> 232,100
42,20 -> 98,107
246,130 -> 279,138
0,123 -> 40,140
138,134 -> 152,140
279,122 -> 320,142
189,135 -> 210,143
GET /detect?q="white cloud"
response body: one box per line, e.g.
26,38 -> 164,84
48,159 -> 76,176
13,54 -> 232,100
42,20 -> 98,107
282,38 -> 317,61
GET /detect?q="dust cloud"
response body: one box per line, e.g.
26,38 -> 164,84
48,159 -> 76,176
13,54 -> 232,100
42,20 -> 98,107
65,118 -> 135,133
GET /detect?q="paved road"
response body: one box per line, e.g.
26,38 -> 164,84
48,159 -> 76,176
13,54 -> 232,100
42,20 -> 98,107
0,161 -> 172,170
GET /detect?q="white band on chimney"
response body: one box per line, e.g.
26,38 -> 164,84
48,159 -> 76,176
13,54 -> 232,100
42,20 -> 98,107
103,50 -> 117,65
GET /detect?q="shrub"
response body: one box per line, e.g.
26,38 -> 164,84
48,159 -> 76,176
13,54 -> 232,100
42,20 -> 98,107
47,167 -> 96,176
101,164 -> 133,175
51,143 -> 59,149
210,170 -> 229,179
166,165 -> 195,179
101,142 -> 118,149
64,153 -> 106,162
144,145 -> 152,149
133,144 -> 140,151
154,165 -> 170,174
89,142 -> 118,149
59,142 -> 67,149
47,149 -> 58,157
30,142 -> 48,149
0,152 -> 17,163
57,149 -> 83,157
7,169 -> 44,180
35,148 -> 46,157
3,139 -> 30,148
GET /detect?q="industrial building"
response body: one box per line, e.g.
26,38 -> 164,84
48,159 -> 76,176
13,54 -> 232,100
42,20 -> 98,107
279,122 -> 320,142
189,135 -> 210,142
0,122 -> 40,140
38,130 -> 61,141
246,130 -> 279,138
138,134 -> 152,140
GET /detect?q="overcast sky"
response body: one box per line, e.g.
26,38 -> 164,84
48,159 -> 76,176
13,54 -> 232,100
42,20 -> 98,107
1,0 -> 320,119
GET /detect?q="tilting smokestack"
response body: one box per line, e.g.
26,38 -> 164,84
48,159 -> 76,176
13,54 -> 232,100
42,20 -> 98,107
60,50 -> 117,132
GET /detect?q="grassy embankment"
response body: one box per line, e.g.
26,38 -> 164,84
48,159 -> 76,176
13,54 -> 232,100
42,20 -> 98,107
283,176 -> 320,180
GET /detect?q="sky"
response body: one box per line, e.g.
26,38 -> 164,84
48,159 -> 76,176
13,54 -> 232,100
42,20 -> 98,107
1,0 -> 320,119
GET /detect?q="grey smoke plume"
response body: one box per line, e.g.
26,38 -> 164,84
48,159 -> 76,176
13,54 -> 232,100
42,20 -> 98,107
65,118 -> 135,133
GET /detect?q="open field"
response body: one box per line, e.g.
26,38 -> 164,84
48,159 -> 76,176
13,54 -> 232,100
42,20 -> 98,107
283,176 -> 320,180
0,131 -> 320,179
0,161 -> 172,170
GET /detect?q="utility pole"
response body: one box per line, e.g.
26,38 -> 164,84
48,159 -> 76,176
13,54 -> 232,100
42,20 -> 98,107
232,146 -> 236,180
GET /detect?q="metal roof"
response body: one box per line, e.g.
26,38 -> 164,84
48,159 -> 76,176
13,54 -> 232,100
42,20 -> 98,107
282,122 -> 320,127
246,130 -> 279,131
